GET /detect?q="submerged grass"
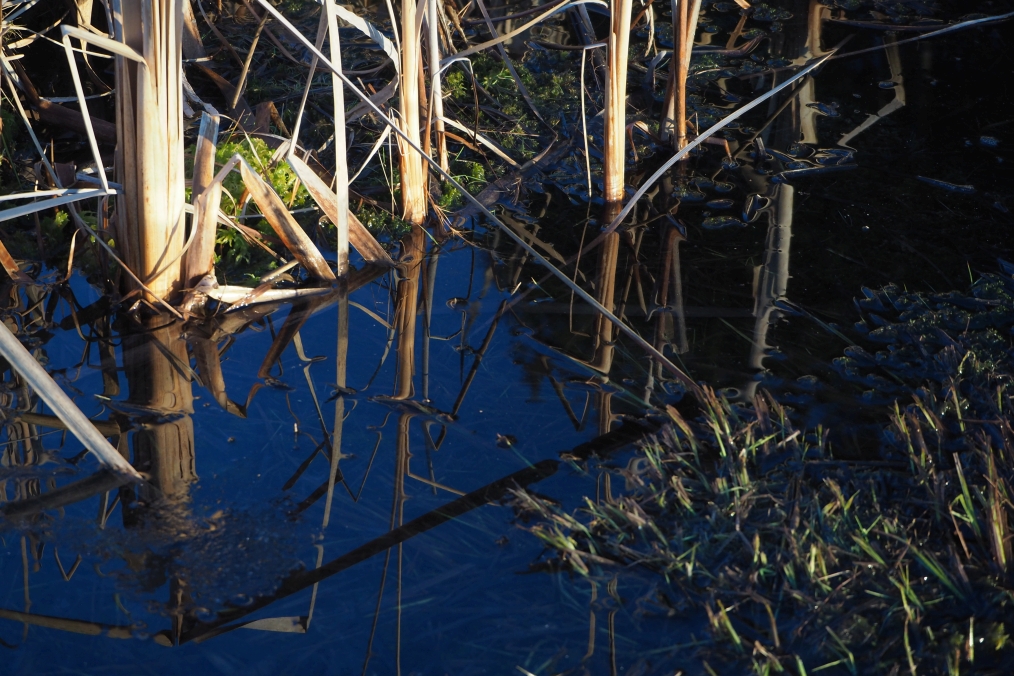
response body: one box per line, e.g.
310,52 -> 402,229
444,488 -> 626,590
513,272 -> 1014,674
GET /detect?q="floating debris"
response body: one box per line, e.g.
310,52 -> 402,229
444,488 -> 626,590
916,176 -> 976,194
774,165 -> 858,182
806,101 -> 840,117
496,434 -> 517,449
742,193 -> 769,221
701,216 -> 747,230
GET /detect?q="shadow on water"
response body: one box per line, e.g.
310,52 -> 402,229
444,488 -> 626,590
0,0 -> 1013,673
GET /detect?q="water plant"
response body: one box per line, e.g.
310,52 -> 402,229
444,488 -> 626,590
513,271 -> 1014,673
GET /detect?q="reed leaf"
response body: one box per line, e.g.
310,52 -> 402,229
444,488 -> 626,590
0,323 -> 140,478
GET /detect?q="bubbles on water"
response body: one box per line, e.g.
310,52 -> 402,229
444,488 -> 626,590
980,136 -> 1000,148
701,216 -> 747,230
706,199 -> 734,209
721,157 -> 741,170
786,161 -> 809,170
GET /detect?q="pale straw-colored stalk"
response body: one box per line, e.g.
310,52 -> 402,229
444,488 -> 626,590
323,0 -> 350,275
109,0 -> 187,300
399,0 -> 427,225
427,0 -> 448,173
603,0 -> 632,203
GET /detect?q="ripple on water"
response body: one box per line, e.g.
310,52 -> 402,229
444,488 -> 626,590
706,199 -> 735,209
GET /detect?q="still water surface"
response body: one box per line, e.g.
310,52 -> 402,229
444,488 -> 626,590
1,0 -> 1013,673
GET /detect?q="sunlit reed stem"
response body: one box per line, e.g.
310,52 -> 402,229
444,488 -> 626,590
111,0 -> 186,300
661,0 -> 701,150
324,0 -> 350,275
676,0 -> 701,149
399,0 -> 427,225
427,0 -> 448,173
603,0 -> 632,204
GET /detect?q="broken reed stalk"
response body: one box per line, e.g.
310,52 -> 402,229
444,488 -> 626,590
399,0 -> 427,225
184,111 -> 220,291
603,0 -> 632,204
110,0 -> 187,300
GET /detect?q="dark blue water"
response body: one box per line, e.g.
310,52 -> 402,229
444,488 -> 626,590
2,0 -> 1013,674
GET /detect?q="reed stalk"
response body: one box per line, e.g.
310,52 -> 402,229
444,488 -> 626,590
110,0 -> 187,300
324,0 -> 350,275
603,0 -> 633,204
662,0 -> 701,150
427,0 -> 448,173
399,0 -> 427,225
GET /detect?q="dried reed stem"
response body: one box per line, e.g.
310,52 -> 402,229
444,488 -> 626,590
427,0 -> 448,173
324,0 -> 350,275
603,0 -> 632,203
399,0 -> 427,225
111,0 -> 187,300
661,0 -> 700,150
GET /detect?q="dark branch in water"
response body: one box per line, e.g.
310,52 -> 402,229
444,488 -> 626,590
177,459 -> 560,645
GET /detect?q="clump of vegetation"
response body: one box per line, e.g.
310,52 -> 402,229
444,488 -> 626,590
212,137 -> 308,215
353,204 -> 413,243
514,272 -> 1014,674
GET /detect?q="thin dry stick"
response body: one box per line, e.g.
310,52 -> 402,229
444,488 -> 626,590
230,12 -> 269,112
474,0 -> 551,130
580,48 -> 591,198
